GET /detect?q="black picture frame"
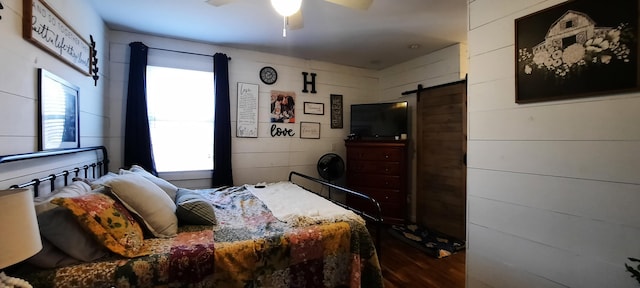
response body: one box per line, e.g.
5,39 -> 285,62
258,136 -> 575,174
38,69 -> 80,150
515,0 -> 639,103
303,102 -> 324,115
300,122 -> 320,139
330,94 -> 343,129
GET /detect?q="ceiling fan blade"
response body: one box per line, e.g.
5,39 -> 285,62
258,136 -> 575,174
324,0 -> 372,10
287,9 -> 304,30
205,0 -> 236,7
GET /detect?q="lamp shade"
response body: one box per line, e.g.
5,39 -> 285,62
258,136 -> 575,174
0,189 -> 42,269
270,0 -> 302,17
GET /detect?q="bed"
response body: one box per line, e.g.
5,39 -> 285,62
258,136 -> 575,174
0,146 -> 383,288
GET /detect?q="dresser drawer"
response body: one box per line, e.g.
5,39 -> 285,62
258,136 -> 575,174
353,188 -> 403,203
348,174 -> 401,189
346,193 -> 404,219
348,160 -> 401,175
347,147 -> 403,162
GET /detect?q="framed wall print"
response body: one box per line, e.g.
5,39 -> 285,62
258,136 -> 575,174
236,82 -> 259,138
303,102 -> 324,115
38,69 -> 80,150
330,94 -> 343,129
24,0 -> 92,75
270,90 -> 296,123
515,0 -> 639,103
300,122 -> 320,139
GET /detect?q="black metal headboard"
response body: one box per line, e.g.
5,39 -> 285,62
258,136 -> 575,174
0,146 -> 109,197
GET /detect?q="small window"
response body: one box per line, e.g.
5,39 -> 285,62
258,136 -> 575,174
565,20 -> 574,29
146,66 -> 215,172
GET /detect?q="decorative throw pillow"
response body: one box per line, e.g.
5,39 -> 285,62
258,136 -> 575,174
120,165 -> 179,201
175,188 -> 217,226
51,193 -> 147,258
105,173 -> 178,238
37,207 -> 108,262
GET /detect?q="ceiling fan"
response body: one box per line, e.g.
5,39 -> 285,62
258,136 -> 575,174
205,0 -> 372,36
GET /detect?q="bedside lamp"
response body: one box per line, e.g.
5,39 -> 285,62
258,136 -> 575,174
0,188 -> 42,287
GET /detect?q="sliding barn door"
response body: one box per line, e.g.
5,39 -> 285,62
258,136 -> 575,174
416,80 -> 467,240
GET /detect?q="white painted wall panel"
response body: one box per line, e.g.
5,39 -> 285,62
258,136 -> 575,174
467,16 -> 514,57
468,224 -> 636,288
468,169 -> 640,229
468,0 -> 640,287
467,78 -> 517,112
470,96 -> 640,140
0,93 -> 37,137
469,195 -> 640,265
468,140 -> 640,184
468,46 -> 513,85
467,248 -> 568,288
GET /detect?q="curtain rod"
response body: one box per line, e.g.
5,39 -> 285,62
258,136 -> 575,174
148,46 -> 231,60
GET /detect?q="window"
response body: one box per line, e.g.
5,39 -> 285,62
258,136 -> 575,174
146,66 -> 214,172
565,20 -> 574,29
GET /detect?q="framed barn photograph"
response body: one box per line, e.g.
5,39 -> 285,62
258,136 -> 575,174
515,0 -> 639,103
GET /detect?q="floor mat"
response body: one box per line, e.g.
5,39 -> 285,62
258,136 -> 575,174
388,223 -> 465,258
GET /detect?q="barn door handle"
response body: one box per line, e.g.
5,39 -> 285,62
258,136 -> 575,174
463,153 -> 467,166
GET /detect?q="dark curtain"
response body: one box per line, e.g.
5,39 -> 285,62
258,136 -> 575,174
124,42 -> 157,175
211,53 -> 233,187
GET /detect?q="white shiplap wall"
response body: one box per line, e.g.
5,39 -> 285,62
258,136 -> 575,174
0,0 -> 109,156
106,31 -> 379,187
467,0 -> 640,287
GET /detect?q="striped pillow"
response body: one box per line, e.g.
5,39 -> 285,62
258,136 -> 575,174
175,189 -> 217,226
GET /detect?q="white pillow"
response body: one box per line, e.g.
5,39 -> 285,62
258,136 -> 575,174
105,173 -> 178,238
34,181 -> 92,214
87,172 -> 120,189
120,165 -> 178,201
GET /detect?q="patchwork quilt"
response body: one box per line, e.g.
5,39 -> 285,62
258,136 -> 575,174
17,186 -> 383,288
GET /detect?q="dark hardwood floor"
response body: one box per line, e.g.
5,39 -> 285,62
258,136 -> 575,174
376,228 -> 466,288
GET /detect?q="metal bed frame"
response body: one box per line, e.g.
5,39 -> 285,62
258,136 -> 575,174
289,171 -> 383,252
0,146 -> 109,197
0,146 -> 383,253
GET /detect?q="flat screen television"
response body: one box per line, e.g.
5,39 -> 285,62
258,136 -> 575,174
350,101 -> 408,140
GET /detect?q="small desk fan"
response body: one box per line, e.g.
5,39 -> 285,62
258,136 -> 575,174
317,153 -> 345,182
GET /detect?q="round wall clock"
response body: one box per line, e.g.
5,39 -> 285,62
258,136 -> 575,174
260,66 -> 277,85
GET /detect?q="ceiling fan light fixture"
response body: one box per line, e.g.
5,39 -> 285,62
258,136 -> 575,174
271,0 -> 302,17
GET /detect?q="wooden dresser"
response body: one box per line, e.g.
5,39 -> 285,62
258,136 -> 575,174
345,140 -> 408,223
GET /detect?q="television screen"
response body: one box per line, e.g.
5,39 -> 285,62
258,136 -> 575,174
350,101 -> 408,139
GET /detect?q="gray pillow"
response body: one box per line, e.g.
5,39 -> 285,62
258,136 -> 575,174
38,207 -> 108,262
175,188 -> 217,226
26,238 -> 80,269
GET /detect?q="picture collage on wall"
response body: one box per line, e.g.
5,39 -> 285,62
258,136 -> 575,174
237,68 -> 344,139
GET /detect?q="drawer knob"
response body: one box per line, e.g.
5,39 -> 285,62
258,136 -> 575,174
385,155 -> 389,159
